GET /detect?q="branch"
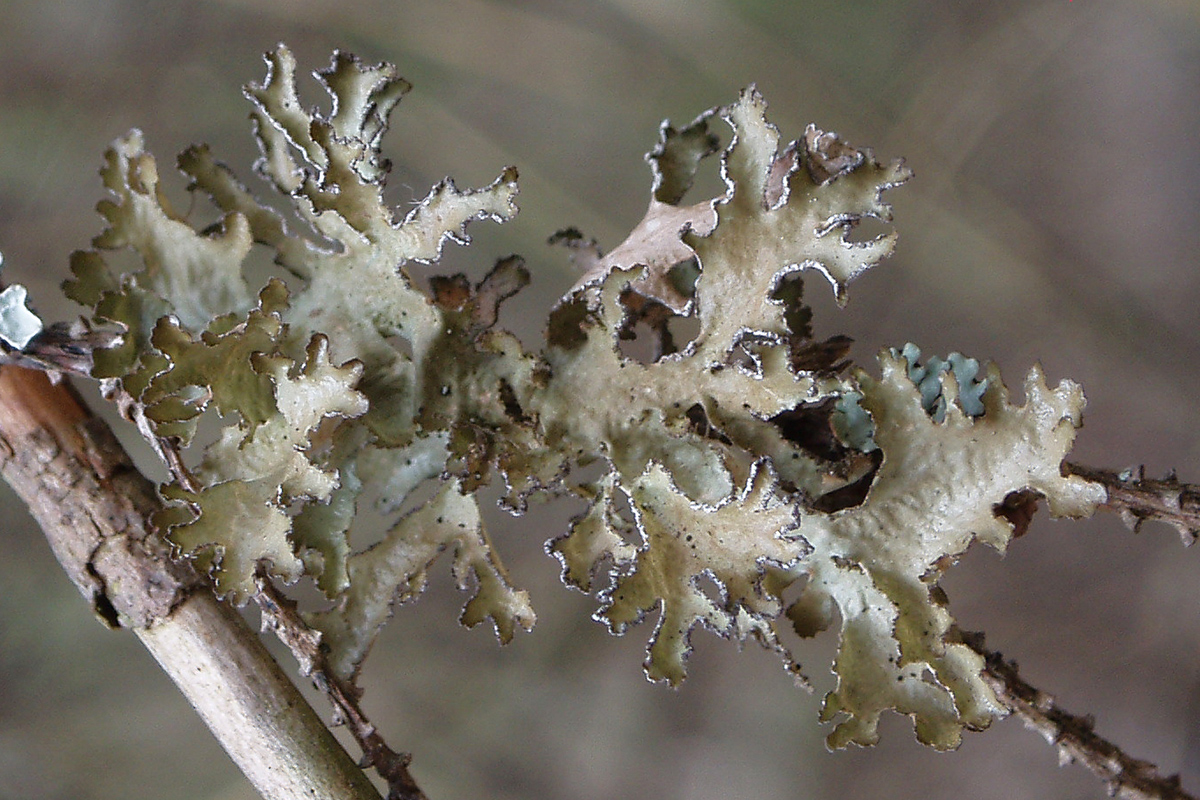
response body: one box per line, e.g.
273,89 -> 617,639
958,630 -> 1194,800
0,365 -> 383,800
1067,462 -> 1200,543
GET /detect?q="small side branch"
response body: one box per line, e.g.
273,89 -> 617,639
256,582 -> 429,800
1067,462 -> 1200,543
959,630 -> 1194,800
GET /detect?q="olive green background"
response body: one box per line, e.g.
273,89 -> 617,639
1,1 -> 1198,798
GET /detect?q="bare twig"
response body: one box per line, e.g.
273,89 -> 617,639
958,629 -> 1194,800
0,366 -> 382,800
1067,462 -> 1200,544
256,581 -> 429,800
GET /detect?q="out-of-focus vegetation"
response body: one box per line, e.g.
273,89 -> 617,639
0,2 -> 1197,798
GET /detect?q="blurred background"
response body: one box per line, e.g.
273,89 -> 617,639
1,1 -> 1199,798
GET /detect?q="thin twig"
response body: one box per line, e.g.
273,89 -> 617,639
957,629 -> 1194,800
1067,462 -> 1200,544
255,581 -> 429,800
